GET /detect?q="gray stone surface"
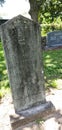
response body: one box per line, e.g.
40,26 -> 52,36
0,15 -> 45,112
46,31 -> 62,48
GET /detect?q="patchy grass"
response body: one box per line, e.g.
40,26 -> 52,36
43,49 -> 62,89
0,42 -> 10,99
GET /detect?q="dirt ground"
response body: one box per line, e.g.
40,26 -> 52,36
0,89 -> 62,130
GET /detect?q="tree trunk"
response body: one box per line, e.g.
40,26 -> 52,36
29,0 -> 39,22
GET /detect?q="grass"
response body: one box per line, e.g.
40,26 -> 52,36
43,49 -> 62,89
0,41 -> 62,98
0,42 -> 10,99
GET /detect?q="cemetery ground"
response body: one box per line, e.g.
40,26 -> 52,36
0,41 -> 62,129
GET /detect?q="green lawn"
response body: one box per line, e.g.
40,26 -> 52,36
0,42 -> 10,98
43,49 -> 62,89
0,41 -> 62,98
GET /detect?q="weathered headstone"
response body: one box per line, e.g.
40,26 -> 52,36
0,15 -> 46,112
46,31 -> 62,49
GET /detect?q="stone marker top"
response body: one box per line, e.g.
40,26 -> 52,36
46,30 -> 62,48
0,14 -> 39,28
0,15 -> 40,38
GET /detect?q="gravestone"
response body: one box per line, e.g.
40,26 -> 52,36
0,15 -> 45,113
46,31 -> 62,49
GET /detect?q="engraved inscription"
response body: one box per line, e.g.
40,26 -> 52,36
17,27 -> 25,45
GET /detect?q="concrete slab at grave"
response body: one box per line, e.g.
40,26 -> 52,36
46,31 -> 62,50
10,101 -> 55,130
0,15 -> 46,112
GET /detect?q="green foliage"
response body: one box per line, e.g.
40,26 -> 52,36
0,42 -> 10,99
29,0 -> 62,22
41,17 -> 62,36
39,0 -> 62,36
39,0 -> 62,23
43,49 -> 62,89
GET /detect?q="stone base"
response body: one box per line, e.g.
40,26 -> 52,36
10,101 -> 55,130
45,45 -> 62,51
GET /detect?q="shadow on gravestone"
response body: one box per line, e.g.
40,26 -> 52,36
0,15 -> 55,130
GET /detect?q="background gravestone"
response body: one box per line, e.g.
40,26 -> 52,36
46,31 -> 62,49
0,15 -> 45,112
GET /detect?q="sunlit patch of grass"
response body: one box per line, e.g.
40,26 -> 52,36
0,42 -> 10,99
0,87 -> 10,99
43,49 -> 62,89
56,79 -> 62,89
45,79 -> 57,89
